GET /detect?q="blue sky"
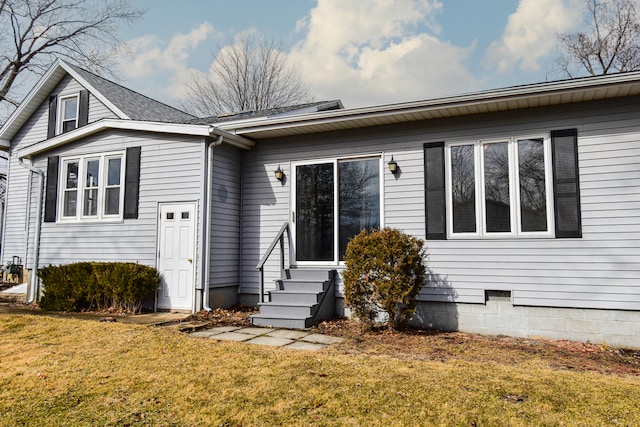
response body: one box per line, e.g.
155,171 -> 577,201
116,0 -> 588,110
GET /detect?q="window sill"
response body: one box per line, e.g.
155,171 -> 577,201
56,217 -> 125,224
447,231 -> 555,240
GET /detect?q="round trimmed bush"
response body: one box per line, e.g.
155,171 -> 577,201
342,227 -> 426,330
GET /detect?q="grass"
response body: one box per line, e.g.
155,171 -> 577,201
0,313 -> 639,426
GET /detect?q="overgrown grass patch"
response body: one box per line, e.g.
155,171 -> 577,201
0,313 -> 639,426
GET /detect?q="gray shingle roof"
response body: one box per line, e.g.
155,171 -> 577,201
187,100 -> 343,125
67,64 -> 195,123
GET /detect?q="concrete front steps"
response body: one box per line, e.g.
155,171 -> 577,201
251,269 -> 336,329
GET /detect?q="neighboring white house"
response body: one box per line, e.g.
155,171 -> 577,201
1,59 -> 640,348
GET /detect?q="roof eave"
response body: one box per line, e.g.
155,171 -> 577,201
17,119 -> 255,158
0,60 -> 66,141
210,126 -> 255,149
0,59 -> 130,142
18,120 -> 212,158
216,71 -> 640,139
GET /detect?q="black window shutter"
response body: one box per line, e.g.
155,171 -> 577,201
44,156 -> 60,222
78,90 -> 89,127
424,142 -> 446,240
123,146 -> 141,219
47,95 -> 57,138
551,129 -> 582,238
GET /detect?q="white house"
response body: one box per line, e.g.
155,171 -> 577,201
2,59 -> 640,348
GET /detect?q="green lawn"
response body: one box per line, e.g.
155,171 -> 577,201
0,313 -> 638,426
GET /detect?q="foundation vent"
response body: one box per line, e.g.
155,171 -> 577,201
485,290 -> 512,303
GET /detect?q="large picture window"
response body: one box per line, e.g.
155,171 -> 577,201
446,136 -> 553,238
60,152 -> 124,220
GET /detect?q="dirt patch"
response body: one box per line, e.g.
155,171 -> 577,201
182,305 -> 257,327
311,318 -> 640,377
182,308 -> 640,377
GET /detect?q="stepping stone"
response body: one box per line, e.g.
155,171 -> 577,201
235,327 -> 274,336
174,321 -> 210,332
300,334 -> 344,345
246,336 -> 295,347
205,326 -> 240,335
212,332 -> 254,342
266,329 -> 310,340
286,341 -> 327,351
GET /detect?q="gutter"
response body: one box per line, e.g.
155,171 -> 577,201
18,158 -> 44,303
201,134 -> 224,312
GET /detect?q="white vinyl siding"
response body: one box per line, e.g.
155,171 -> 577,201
2,74 -> 120,267
10,129 -> 205,283
240,95 -> 640,312
209,143 -> 242,289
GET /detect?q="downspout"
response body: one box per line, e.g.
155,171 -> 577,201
202,134 -> 223,311
237,151 -> 244,297
23,164 -> 33,280
18,158 -> 44,304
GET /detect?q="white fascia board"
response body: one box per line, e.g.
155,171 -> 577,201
209,126 -> 255,149
18,119 -> 211,158
217,71 -> 640,135
0,59 -> 131,141
0,61 -> 66,141
60,61 -> 129,120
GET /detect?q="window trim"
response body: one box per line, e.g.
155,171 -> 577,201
57,94 -> 80,134
290,153 -> 384,266
58,151 -> 125,222
445,134 -> 554,239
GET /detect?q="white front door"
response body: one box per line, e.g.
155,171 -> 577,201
157,202 -> 196,310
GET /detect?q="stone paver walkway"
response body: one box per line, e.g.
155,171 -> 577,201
190,326 -> 344,351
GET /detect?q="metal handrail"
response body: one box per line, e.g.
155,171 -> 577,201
315,269 -> 337,314
256,222 -> 290,303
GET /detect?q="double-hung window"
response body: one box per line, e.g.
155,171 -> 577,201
59,95 -> 79,134
446,135 -> 553,238
60,153 -> 125,220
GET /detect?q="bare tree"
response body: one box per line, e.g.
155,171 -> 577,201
182,33 -> 312,117
0,0 -> 143,117
555,0 -> 640,77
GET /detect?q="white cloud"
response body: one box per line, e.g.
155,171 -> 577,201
117,22 -> 215,99
288,0 -> 479,108
486,0 -> 583,73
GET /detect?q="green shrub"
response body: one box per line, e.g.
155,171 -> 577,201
38,262 -> 160,313
342,227 -> 426,330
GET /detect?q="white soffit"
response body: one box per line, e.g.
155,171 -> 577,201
218,72 -> 640,140
18,120 -> 212,158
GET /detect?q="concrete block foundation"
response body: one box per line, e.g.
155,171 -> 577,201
411,300 -> 640,349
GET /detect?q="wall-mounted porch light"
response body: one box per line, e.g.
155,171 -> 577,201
388,156 -> 398,174
275,165 -> 284,181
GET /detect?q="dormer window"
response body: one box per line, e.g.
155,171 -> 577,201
59,95 -> 79,133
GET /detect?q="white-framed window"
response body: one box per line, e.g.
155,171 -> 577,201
58,95 -> 79,134
59,152 -> 125,221
445,135 -> 554,238
292,155 -> 383,264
